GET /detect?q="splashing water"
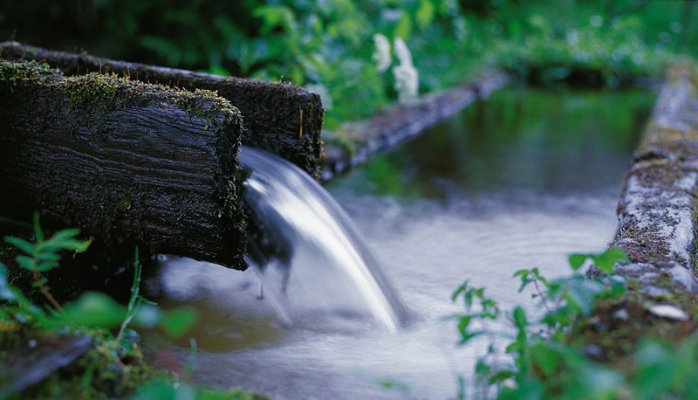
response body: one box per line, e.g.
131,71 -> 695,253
239,146 -> 407,332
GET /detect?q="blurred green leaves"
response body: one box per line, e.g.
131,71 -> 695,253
448,247 -> 690,399
60,292 -> 196,339
3,0 -> 695,128
1,216 -> 197,340
5,213 -> 89,273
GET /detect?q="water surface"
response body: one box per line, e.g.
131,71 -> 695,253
149,88 -> 655,399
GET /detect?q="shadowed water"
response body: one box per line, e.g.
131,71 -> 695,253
148,88 -> 655,399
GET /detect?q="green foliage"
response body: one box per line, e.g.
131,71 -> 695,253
0,217 -> 213,398
568,247 -> 628,274
5,0 -> 693,128
451,247 -> 698,399
5,213 -> 89,273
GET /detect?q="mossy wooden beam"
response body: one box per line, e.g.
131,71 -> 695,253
0,41 -> 323,178
0,60 -> 248,269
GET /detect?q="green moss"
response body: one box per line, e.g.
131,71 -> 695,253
61,73 -> 123,113
0,59 -> 58,87
1,59 -> 242,131
657,127 -> 698,142
58,73 -> 241,124
570,281 -> 698,364
0,325 -> 161,400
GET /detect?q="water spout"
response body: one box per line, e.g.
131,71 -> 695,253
240,146 -> 407,332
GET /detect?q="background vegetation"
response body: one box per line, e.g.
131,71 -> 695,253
2,0 -> 696,128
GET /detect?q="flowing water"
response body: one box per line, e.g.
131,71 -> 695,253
238,146 -> 407,332
147,88 -> 655,399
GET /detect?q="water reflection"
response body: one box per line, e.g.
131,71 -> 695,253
336,88 -> 654,199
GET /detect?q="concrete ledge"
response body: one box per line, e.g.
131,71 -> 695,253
321,70 -> 509,181
612,64 -> 698,293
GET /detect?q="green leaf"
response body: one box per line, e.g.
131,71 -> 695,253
451,281 -> 468,302
634,340 -> 679,399
568,253 -> 588,271
43,238 -> 89,253
35,252 -> 61,262
15,255 -> 35,270
591,247 -> 628,274
529,342 -> 561,377
160,306 -> 198,338
416,0 -> 435,28
607,275 -> 627,298
32,212 -> 44,243
457,315 -> 473,343
61,292 -> 126,328
395,14 -> 412,40
541,304 -> 575,329
34,260 -> 59,272
459,330 -> 483,345
557,276 -> 604,315
513,269 -> 532,292
513,306 -> 527,330
475,358 -> 491,376
4,236 -> 34,255
498,377 -> 543,400
49,228 -> 80,242
529,268 -> 547,285
578,364 -> 624,397
488,370 -> 515,384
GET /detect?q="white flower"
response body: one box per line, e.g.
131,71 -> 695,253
393,37 -> 413,67
305,83 -> 333,110
392,37 -> 419,104
372,33 -> 392,73
393,63 -> 419,104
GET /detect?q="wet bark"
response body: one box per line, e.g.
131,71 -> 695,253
0,41 -> 324,178
0,60 -> 248,269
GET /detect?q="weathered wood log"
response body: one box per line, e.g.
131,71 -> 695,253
0,41 -> 323,178
0,60 -> 248,269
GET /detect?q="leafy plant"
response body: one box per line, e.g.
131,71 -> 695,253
448,247 -> 698,399
4,213 -> 90,311
0,216 -> 205,398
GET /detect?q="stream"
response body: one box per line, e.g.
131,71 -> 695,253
147,88 -> 655,399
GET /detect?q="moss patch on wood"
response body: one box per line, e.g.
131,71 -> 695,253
0,59 -> 248,268
0,325 -> 158,399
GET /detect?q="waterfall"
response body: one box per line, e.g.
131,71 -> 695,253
239,146 -> 407,332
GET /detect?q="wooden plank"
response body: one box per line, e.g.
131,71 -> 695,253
0,59 -> 248,269
0,41 -> 324,178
